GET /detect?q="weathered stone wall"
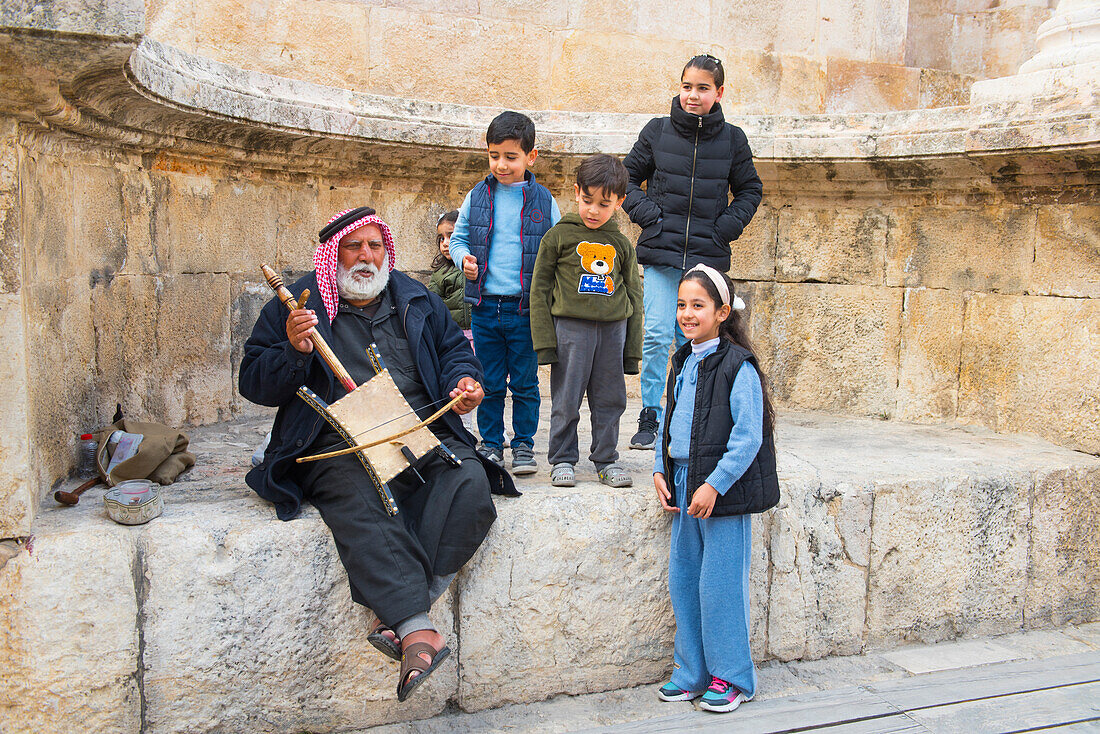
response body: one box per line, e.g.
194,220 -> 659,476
143,0 -> 978,114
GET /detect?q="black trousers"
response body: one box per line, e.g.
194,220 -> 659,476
295,425 -> 496,626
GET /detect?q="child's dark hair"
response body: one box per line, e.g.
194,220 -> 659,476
431,210 -> 460,271
486,111 -> 536,153
680,269 -> 775,434
576,154 -> 629,198
682,53 -> 725,88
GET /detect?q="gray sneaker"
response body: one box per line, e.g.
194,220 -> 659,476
550,463 -> 575,487
510,443 -> 537,475
597,463 -> 633,488
477,444 -> 504,468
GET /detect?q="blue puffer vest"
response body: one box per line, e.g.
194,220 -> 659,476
463,171 -> 555,315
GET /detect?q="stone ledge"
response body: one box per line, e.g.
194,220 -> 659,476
2,408 -> 1097,731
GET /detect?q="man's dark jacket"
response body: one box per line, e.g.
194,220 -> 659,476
623,98 -> 763,272
240,269 -> 515,520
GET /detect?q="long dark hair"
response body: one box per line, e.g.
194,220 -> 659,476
431,210 -> 460,271
680,269 -> 775,434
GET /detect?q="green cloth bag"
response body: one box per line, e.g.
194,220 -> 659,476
93,419 -> 196,487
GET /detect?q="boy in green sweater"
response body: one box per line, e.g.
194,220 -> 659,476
530,154 -> 643,488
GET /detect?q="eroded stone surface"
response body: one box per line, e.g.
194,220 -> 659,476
0,523 -> 140,734
1026,465 -> 1100,628
0,293 -> 31,537
866,472 -> 1031,646
141,508 -> 456,733
456,487 -> 676,711
1032,204 -> 1100,299
749,283 -> 902,417
896,288 -> 965,424
958,293 -> 1100,455
776,207 -> 887,285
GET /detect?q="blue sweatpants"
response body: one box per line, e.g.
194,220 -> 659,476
667,462 -> 756,697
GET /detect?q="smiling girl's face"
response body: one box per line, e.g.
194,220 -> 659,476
679,66 -> 724,116
677,279 -> 731,343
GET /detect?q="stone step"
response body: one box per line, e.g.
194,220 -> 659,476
1,406 -> 1097,733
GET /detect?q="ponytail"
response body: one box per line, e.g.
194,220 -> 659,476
680,269 -> 776,435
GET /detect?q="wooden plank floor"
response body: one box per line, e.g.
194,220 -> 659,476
582,652 -> 1100,734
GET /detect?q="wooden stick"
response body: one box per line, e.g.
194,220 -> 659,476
296,391 -> 468,464
260,264 -> 357,394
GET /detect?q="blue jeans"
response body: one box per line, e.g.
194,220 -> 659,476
470,297 -> 540,450
668,462 -> 756,696
641,265 -> 688,409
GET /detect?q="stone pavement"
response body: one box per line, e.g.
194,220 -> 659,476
359,624 -> 1100,733
3,401 -> 1097,732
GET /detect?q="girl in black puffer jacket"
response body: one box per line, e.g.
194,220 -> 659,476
622,54 -> 764,450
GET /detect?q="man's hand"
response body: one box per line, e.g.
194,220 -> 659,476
687,482 -> 719,519
450,377 -> 483,415
654,472 -> 678,513
286,308 -> 318,354
462,255 -> 479,281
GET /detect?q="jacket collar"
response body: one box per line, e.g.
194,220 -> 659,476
669,97 -> 726,140
557,211 -> 621,234
483,169 -> 538,192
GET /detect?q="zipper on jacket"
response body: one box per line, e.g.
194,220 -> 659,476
517,186 -> 527,313
682,117 -> 702,270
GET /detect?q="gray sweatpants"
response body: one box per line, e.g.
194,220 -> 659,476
548,317 -> 628,467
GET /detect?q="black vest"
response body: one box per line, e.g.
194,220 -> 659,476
661,340 -> 780,517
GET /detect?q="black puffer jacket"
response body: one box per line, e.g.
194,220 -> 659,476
623,98 -> 763,271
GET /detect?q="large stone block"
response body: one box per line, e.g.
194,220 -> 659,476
24,276 -> 97,505
157,168 -> 280,275
0,117 -> 18,294
369,8 -> 553,109
92,273 -> 233,427
192,0 -> 370,92
918,68 -> 973,109
723,51 -> 827,116
1031,205 -> 1100,299
0,524 -> 140,734
478,0 -> 570,27
825,58 -> 920,113
766,473 -> 872,661
0,293 -> 31,537
776,207 -> 887,285
1026,465 -> 1100,628
958,293 -> 1100,455
711,0 -> 817,60
818,0 -> 910,65
885,206 -> 1036,293
749,283 -> 902,417
456,487 -> 676,711
21,149 -> 76,284
141,508 -> 455,732
729,204 -> 776,281
548,30 -> 699,114
896,287 -> 964,423
866,472 -> 1031,646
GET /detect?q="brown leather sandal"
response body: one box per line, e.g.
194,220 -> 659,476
367,622 -> 401,661
396,641 -> 451,702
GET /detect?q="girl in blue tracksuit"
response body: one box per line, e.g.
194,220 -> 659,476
652,264 -> 779,713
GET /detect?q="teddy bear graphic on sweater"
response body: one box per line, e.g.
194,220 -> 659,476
576,241 -> 616,296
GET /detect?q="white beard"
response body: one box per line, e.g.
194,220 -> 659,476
336,261 -> 390,302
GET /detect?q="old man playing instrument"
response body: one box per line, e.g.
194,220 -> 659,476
240,207 -> 516,702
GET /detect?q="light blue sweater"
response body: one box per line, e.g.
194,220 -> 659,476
654,338 -> 764,495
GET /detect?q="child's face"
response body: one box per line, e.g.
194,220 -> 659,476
487,139 -> 537,185
437,220 -> 454,258
573,184 -> 624,230
677,279 -> 731,343
680,66 -> 724,116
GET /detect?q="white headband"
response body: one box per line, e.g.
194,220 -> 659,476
686,264 -> 746,311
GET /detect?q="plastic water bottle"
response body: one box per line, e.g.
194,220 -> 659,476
78,434 -> 98,478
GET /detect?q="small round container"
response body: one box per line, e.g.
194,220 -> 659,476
104,480 -> 163,525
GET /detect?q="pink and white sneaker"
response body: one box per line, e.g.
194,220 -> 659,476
698,676 -> 751,712
657,681 -> 702,702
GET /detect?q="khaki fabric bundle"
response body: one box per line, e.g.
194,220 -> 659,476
93,419 -> 196,487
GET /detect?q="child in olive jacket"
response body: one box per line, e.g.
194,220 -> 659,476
530,155 -> 643,488
427,211 -> 471,337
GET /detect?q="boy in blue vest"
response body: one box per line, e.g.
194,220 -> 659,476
449,111 -> 561,475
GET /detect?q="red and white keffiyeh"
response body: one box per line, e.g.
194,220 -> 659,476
314,209 -> 396,323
